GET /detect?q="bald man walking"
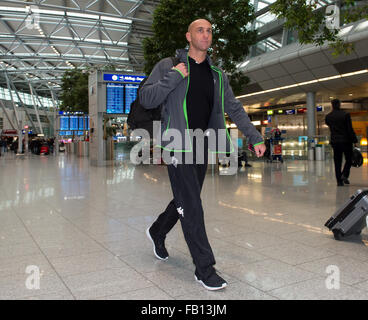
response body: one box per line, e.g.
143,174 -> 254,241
140,19 -> 265,291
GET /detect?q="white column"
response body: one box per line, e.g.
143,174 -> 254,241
307,92 -> 316,160
307,92 -> 316,138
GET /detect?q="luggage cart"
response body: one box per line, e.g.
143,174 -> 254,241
265,128 -> 284,163
270,137 -> 283,163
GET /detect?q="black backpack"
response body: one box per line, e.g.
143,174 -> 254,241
127,57 -> 180,136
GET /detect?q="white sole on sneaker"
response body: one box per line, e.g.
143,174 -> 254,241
146,227 -> 168,261
194,275 -> 227,291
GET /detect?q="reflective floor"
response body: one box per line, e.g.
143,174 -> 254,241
1,151 -> 368,300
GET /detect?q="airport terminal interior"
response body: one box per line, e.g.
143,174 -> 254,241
1,0 -> 368,300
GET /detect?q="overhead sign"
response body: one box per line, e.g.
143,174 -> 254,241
297,108 -> 307,114
1,129 -> 18,135
103,74 -> 145,83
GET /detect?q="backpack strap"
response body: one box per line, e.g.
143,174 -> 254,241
170,56 -> 180,67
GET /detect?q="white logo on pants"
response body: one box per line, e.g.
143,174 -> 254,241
177,207 -> 184,218
172,156 -> 178,168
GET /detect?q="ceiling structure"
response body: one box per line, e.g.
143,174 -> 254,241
237,1 -> 368,114
0,0 -> 367,116
0,0 -> 159,99
237,18 -> 368,114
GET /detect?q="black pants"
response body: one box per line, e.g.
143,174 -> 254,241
331,143 -> 353,183
150,147 -> 216,280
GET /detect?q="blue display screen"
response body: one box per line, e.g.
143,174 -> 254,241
70,116 -> 79,130
60,116 -> 69,130
125,84 -> 139,114
85,117 -> 89,130
78,117 -> 84,130
106,83 -> 124,114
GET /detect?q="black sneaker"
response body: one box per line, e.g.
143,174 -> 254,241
146,227 -> 168,260
194,271 -> 227,291
341,176 -> 350,184
337,181 -> 344,186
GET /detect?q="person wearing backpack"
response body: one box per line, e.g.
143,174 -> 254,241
139,19 -> 265,291
325,99 -> 358,186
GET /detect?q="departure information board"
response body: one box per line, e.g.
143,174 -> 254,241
58,115 -> 90,136
125,84 -> 139,114
84,116 -> 89,130
70,116 -> 79,130
79,117 -> 84,130
106,83 -> 140,114
106,83 -> 124,114
60,116 -> 69,130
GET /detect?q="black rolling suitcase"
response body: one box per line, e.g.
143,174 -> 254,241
325,189 -> 368,240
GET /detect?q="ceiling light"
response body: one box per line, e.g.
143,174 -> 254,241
0,6 -> 25,12
67,12 -> 99,20
101,16 -> 132,24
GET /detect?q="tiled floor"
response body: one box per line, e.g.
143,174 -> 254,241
1,151 -> 368,300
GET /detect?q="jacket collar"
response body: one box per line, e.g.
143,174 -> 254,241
175,48 -> 214,66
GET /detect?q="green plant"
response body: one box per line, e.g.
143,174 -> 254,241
60,68 -> 89,113
142,0 -> 257,95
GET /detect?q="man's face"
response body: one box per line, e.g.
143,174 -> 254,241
186,20 -> 213,52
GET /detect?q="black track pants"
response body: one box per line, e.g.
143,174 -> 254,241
150,160 -> 216,280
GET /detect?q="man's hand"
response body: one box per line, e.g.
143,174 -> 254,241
254,143 -> 266,158
173,63 -> 188,77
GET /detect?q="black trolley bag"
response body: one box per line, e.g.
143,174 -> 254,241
325,189 -> 368,240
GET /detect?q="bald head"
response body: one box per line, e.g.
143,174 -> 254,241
188,19 -> 212,33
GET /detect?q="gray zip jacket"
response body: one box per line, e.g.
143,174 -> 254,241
139,49 -> 263,153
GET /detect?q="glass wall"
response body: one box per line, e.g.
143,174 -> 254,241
0,86 -> 58,109
252,30 -> 283,56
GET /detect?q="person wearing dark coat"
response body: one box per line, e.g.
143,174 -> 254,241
325,99 -> 358,186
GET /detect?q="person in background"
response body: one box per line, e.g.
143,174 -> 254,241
1,137 -> 7,154
325,99 -> 358,186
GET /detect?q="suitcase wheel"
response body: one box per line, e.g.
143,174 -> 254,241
333,229 -> 344,241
